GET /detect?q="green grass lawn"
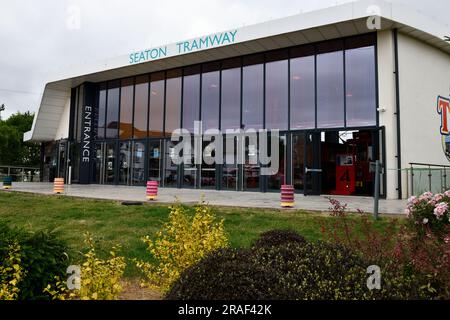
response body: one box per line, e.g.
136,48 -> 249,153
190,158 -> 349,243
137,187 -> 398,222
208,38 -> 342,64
0,191 -> 404,277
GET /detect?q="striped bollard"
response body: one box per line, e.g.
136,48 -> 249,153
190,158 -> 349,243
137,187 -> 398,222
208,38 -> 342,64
53,178 -> 65,194
2,176 -> 12,190
281,185 -> 295,208
146,181 -> 158,200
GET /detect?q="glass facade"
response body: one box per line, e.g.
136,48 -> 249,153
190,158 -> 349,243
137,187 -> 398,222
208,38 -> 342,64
68,33 -> 379,193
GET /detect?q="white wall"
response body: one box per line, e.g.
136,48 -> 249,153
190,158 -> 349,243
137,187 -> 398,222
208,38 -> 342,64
398,33 -> 450,197
54,97 -> 70,141
378,30 -> 400,200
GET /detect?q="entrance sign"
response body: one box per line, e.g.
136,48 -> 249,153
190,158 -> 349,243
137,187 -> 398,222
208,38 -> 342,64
79,83 -> 97,184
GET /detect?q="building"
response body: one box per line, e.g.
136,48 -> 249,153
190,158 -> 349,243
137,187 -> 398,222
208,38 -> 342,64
24,0 -> 450,199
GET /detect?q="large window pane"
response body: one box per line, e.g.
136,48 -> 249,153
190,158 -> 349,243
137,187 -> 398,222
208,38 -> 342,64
149,72 -> 165,137
97,84 -> 106,139
242,56 -> 263,130
106,81 -> 120,139
165,69 -> 182,136
290,56 -> 315,129
182,66 -> 201,133
119,78 -> 134,140
345,46 -> 377,127
133,75 -> 149,139
317,51 -> 344,128
221,59 -> 241,131
265,59 -> 288,130
201,67 -> 220,132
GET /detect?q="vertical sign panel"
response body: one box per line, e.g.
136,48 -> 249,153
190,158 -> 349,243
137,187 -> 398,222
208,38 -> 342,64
79,83 -> 98,184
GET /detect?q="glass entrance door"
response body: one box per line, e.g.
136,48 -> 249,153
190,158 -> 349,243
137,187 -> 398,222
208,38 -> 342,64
132,141 -> 146,186
94,142 -> 117,184
118,142 -> 131,185
148,140 -> 162,184
291,132 -> 321,195
104,142 -> 116,184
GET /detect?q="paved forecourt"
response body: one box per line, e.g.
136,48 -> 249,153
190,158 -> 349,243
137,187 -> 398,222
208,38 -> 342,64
2,183 -> 407,215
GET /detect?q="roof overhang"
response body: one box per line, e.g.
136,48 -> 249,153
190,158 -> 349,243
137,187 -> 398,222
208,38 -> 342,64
25,0 -> 450,142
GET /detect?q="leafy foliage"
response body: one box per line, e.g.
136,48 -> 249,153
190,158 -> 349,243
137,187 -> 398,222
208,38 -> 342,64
252,229 -> 306,249
321,197 -> 450,300
135,201 -> 229,292
0,111 -> 40,166
0,242 -> 25,300
0,222 -> 68,300
44,233 -> 126,300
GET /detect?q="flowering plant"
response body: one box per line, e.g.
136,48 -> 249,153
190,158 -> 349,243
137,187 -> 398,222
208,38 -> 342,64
405,191 -> 450,240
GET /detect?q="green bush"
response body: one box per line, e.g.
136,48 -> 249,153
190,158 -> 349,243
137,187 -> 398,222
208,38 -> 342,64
166,230 -> 434,300
252,229 -> 306,249
0,222 -> 69,300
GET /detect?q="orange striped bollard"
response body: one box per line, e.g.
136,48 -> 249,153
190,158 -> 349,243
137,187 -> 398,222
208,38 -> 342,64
281,185 -> 295,208
146,181 -> 158,200
53,178 -> 65,194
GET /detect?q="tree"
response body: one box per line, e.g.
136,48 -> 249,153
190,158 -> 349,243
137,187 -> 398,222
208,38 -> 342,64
0,111 -> 40,166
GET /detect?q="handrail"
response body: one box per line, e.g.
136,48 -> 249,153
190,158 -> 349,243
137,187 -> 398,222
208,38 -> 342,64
409,162 -> 450,169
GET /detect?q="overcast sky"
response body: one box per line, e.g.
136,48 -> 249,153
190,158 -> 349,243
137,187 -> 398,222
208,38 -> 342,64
0,0 -> 448,119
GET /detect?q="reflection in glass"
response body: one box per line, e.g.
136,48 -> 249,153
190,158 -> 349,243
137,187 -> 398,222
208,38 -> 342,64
242,63 -> 263,130
243,136 -> 260,191
345,46 -> 377,127
201,141 -> 216,189
164,140 -> 178,187
221,66 -> 241,131
149,72 -> 165,137
97,84 -> 107,139
222,136 -> 238,190
290,56 -> 315,129
105,142 -> 116,184
148,140 -> 162,182
201,70 -> 220,132
182,66 -> 200,133
106,81 -> 120,139
119,78 -> 134,140
265,60 -> 288,130
132,141 -> 146,185
134,75 -> 149,139
317,51 -> 344,128
165,70 -> 182,136
267,135 -> 286,190
119,142 -> 131,185
291,133 -> 308,191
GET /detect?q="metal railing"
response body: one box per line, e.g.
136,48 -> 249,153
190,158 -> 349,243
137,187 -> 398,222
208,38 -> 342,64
0,165 -> 40,182
409,163 -> 450,196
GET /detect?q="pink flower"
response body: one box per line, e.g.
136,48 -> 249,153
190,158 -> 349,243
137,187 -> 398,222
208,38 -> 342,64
428,200 -> 437,206
423,218 -> 429,224
433,202 -> 448,219
404,208 -> 411,217
419,192 -> 433,201
445,190 -> 450,198
433,194 -> 444,202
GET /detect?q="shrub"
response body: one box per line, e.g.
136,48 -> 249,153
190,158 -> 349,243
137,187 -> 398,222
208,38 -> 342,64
135,201 -> 228,292
252,229 -> 306,249
405,191 -> 450,241
44,233 -> 126,300
0,242 -> 25,300
165,248 -> 280,300
0,222 -> 68,300
167,229 -> 437,300
321,197 -> 450,299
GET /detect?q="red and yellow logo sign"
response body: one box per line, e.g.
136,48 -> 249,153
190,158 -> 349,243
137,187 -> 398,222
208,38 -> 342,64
437,96 -> 450,160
